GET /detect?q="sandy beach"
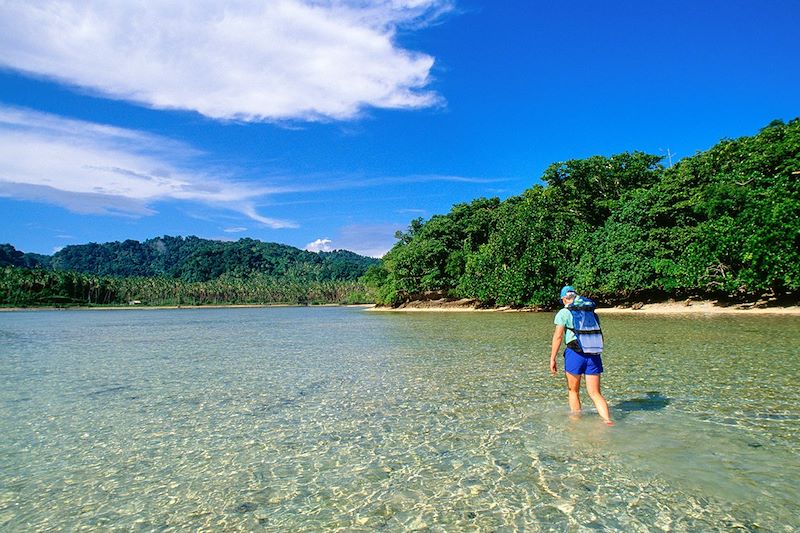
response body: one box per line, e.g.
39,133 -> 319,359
596,300 -> 800,315
369,298 -> 800,315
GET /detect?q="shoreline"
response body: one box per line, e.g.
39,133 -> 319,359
0,303 -> 375,312
367,298 -> 800,315
3,301 -> 798,315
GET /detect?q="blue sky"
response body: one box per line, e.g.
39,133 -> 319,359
1,1 -> 798,258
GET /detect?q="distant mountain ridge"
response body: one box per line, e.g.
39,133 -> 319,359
0,236 -> 378,282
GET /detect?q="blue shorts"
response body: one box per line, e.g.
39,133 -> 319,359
564,348 -> 603,375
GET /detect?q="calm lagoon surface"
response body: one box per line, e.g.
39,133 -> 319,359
1,307 -> 798,531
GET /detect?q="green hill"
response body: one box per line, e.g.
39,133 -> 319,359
4,236 -> 377,282
0,237 -> 378,307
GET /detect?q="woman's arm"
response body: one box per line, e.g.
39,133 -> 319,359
550,325 -> 564,375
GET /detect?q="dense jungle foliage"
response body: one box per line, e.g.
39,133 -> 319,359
365,119 -> 800,308
0,267 -> 371,307
22,236 -> 377,282
0,237 -> 377,307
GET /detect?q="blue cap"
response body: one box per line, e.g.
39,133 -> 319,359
559,285 -> 576,299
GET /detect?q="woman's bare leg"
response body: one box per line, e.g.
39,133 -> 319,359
565,372 -> 582,414
584,374 -> 611,423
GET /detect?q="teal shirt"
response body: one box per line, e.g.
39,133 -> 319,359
554,307 -> 577,345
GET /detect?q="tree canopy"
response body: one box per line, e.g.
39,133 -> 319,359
367,119 -> 800,307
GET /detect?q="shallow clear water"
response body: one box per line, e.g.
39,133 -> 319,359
1,307 -> 798,531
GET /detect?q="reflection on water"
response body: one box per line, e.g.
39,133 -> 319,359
1,307 -> 798,530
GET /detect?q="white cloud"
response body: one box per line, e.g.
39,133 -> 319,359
223,227 -> 249,233
305,238 -> 334,252
0,0 -> 452,122
0,105 -> 297,227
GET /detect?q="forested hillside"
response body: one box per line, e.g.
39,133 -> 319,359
48,236 -> 377,281
0,244 -> 49,269
0,237 -> 378,307
365,119 -> 800,308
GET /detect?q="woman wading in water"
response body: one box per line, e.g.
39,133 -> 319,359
549,285 -> 612,425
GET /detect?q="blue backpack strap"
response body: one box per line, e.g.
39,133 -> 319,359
571,295 -> 597,310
